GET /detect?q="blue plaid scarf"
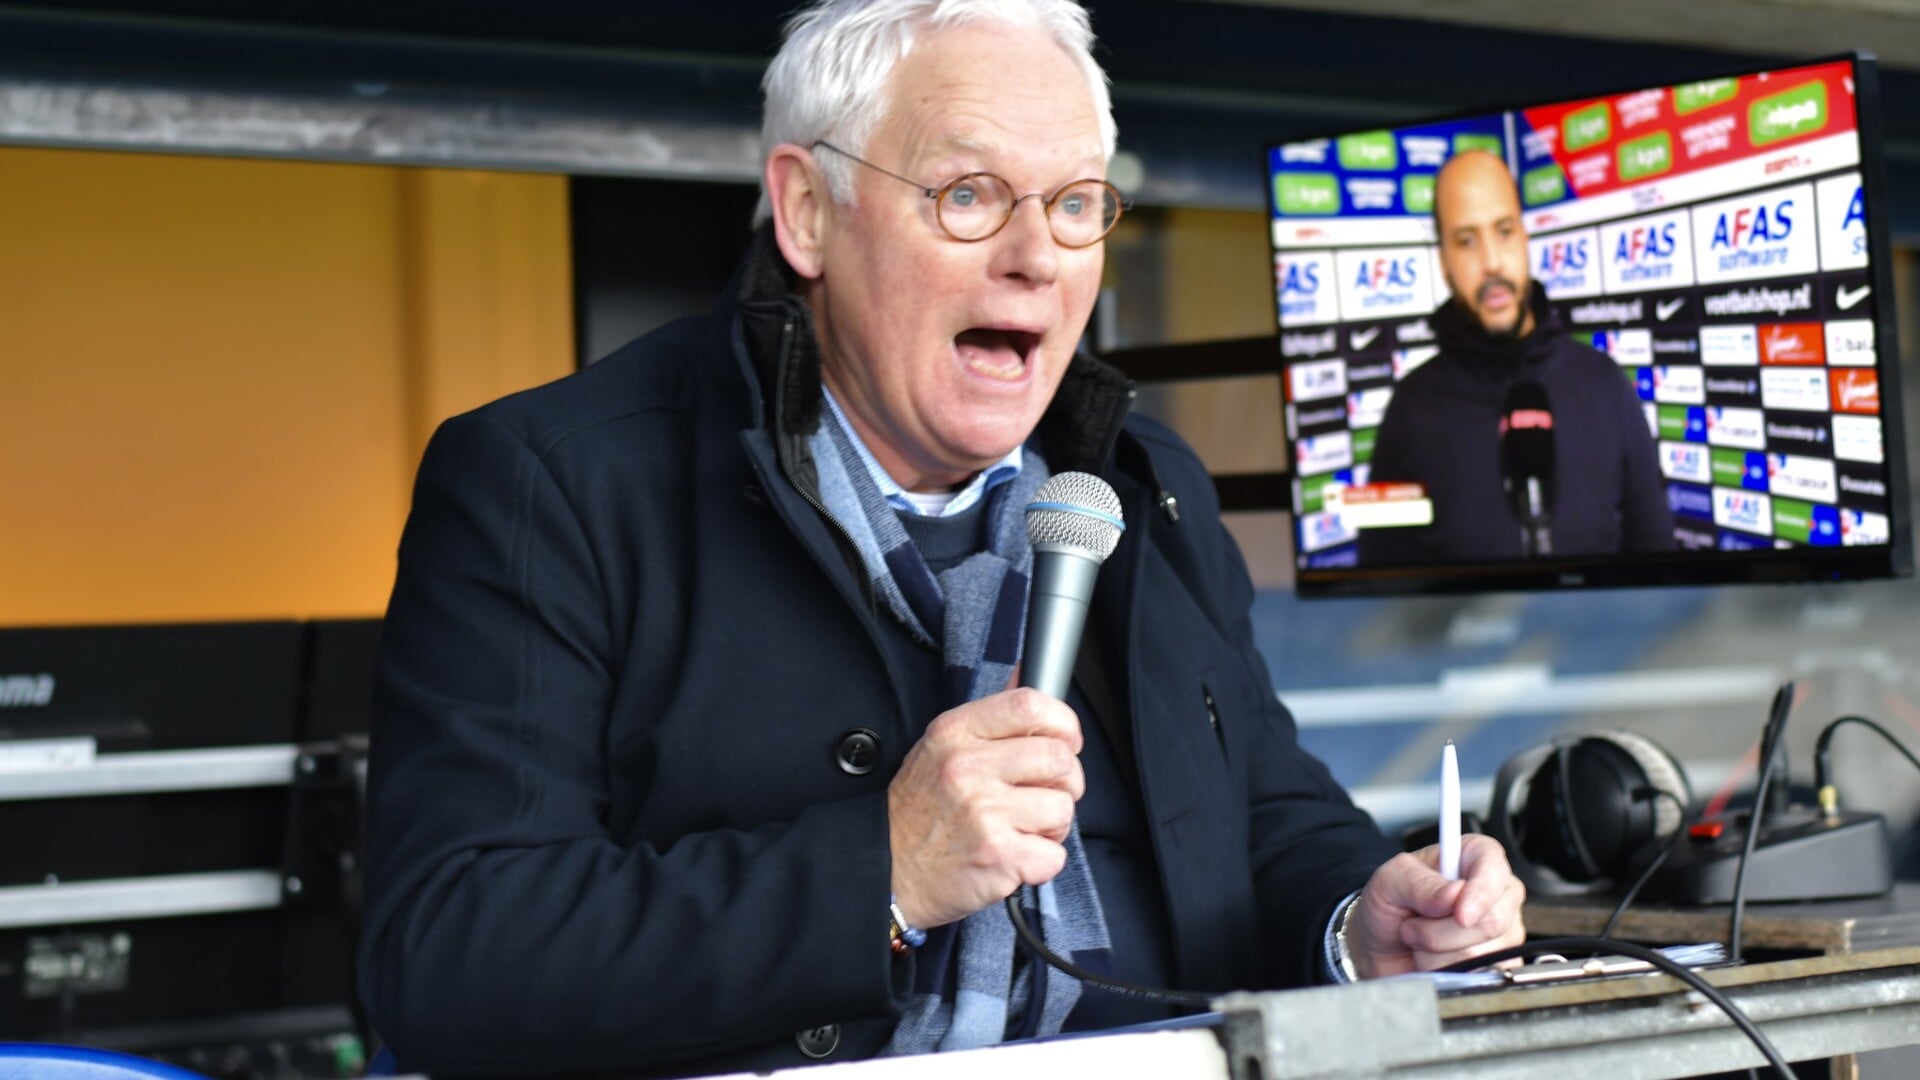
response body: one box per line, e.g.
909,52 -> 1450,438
808,412 -> 1113,1053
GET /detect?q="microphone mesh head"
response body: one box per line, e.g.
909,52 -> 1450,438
1026,472 -> 1125,563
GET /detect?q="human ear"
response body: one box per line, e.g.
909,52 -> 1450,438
766,144 -> 827,280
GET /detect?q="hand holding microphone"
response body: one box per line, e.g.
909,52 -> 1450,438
886,473 -> 1124,931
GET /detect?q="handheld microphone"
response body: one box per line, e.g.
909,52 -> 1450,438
1021,472 -> 1126,699
1499,380 -> 1556,556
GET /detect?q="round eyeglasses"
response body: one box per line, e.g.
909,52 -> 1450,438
812,140 -> 1128,249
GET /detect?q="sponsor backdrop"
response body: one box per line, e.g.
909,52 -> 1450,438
1269,59 -> 1893,570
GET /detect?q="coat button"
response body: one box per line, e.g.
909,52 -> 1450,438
835,729 -> 881,775
795,1023 -> 841,1059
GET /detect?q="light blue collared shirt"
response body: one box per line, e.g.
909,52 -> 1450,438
820,386 -> 1022,518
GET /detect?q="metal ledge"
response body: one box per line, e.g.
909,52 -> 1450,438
0,744 -> 299,801
0,870 -> 283,929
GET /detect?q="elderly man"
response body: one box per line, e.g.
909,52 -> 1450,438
360,2 -> 1525,1076
1360,149 -> 1673,565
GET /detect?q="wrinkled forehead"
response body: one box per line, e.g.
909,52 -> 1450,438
873,22 -> 1105,173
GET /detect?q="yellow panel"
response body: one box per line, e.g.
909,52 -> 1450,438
0,148 -> 572,627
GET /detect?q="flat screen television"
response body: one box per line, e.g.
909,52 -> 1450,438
1267,53 -> 1911,596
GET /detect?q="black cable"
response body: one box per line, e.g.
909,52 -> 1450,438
1814,714 -> 1920,805
1730,681 -> 1795,964
1440,936 -> 1795,1079
1600,788 -> 1691,941
1004,891 -> 1215,1007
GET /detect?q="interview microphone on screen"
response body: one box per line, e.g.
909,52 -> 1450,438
1021,472 -> 1125,700
1500,380 -> 1556,557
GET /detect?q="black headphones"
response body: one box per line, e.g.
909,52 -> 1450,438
1486,732 -> 1692,897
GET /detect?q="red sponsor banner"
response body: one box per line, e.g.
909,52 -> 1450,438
1519,60 -> 1857,202
1759,322 -> 1826,365
1831,368 -> 1880,415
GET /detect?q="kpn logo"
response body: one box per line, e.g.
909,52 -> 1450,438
1275,172 -> 1341,216
1749,81 -> 1828,147
1563,101 -> 1612,152
1337,131 -> 1399,172
1617,131 -> 1673,183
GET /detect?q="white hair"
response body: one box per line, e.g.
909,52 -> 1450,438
754,0 -> 1116,226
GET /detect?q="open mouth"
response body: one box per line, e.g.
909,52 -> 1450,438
955,327 -> 1042,381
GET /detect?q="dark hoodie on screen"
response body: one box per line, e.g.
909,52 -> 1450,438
1357,282 -> 1673,566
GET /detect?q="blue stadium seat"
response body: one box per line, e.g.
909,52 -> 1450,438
0,1044 -> 210,1079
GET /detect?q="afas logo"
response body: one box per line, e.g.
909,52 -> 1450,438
1601,211 -> 1694,294
1817,173 -> 1868,272
1714,488 -> 1772,536
1692,183 -> 1818,284
1276,251 -> 1341,328
1336,247 -> 1434,321
1660,442 -> 1711,484
1530,229 -> 1602,299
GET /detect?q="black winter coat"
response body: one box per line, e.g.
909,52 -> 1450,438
360,230 -> 1395,1078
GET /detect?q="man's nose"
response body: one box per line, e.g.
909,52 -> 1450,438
995,196 -> 1059,285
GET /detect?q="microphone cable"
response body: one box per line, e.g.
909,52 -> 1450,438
1438,936 -> 1794,1079
1004,889 -> 1215,1007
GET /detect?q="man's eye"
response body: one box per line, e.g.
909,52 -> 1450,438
1058,194 -> 1087,217
948,185 -> 980,209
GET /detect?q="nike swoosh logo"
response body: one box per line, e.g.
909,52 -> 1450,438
1350,327 -> 1381,350
1656,298 -> 1685,321
1837,284 -> 1872,310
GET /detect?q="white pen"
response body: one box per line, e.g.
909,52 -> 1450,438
1440,739 -> 1461,881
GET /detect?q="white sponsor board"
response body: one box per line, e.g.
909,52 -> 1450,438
1706,406 -> 1766,450
1298,509 -> 1360,553
1335,247 -> 1437,322
1296,430 -> 1355,477
1714,487 -> 1773,535
1760,367 -> 1830,412
1832,414 -> 1885,464
1660,441 -> 1712,484
1594,328 -> 1654,367
1766,453 -> 1838,504
1700,324 -> 1759,366
1273,216 -> 1436,250
1276,250 -> 1341,328
1842,508 -> 1890,547
1528,228 -> 1604,299
1825,318 -> 1875,367
1289,358 -> 1349,403
1599,209 -> 1696,294
1690,182 -> 1818,286
1816,172 -> 1868,272
1346,386 -> 1393,429
1652,365 -> 1706,405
